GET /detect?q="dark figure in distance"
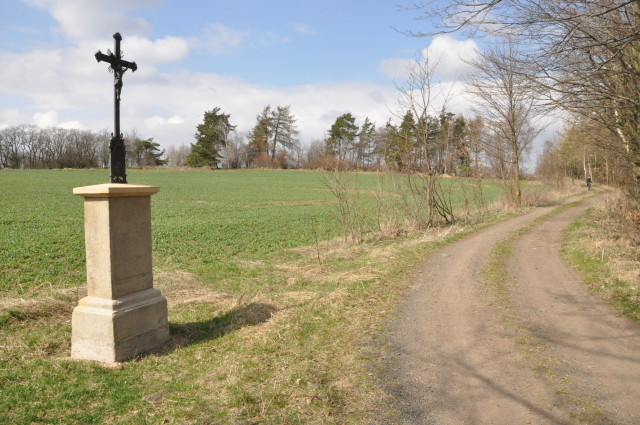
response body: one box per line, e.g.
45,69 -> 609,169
586,176 -> 592,191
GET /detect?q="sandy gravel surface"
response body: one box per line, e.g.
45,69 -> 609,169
383,195 -> 640,424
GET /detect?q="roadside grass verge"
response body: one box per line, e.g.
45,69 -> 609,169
561,193 -> 640,321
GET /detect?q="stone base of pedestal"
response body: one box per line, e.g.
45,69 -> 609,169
71,288 -> 169,363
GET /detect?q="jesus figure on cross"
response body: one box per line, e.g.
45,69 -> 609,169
95,32 -> 137,184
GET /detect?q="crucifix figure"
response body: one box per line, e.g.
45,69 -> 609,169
95,32 -> 137,183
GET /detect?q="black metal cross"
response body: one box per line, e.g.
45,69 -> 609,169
95,32 -> 137,184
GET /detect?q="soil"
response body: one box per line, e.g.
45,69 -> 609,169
382,194 -> 640,424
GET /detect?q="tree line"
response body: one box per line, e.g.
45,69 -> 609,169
0,125 -> 165,170
0,102 -> 530,191
176,103 -> 511,181
414,0 -> 640,198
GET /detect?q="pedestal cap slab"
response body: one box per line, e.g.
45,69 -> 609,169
73,183 -> 159,198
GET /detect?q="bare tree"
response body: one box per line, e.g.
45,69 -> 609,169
0,126 -> 117,169
1,126 -> 25,168
536,138 -> 566,188
395,52 -> 451,172
96,129 -> 111,168
47,127 -> 69,168
247,105 -> 300,168
304,140 -> 327,169
394,52 -> 457,225
466,41 -> 543,206
222,131 -> 249,169
166,144 -> 190,167
0,129 -> 5,169
467,115 -> 487,177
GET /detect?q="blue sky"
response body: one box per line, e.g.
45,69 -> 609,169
0,0 -> 482,149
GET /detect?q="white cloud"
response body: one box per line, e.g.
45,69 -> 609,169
2,5 -> 479,152
425,35 -> 479,79
23,0 -> 159,40
144,114 -> 185,129
167,115 -> 184,125
59,120 -> 83,129
378,35 -> 480,81
119,72 -> 397,148
0,30 -> 452,151
378,58 -> 412,80
0,47 -> 107,111
0,24 -> 478,152
0,108 -> 28,129
190,23 -> 251,55
33,110 -> 58,127
125,36 -> 190,65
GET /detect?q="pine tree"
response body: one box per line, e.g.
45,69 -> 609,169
248,105 -> 299,167
356,117 -> 376,168
269,105 -> 299,161
387,111 -> 416,170
247,106 -> 272,161
186,108 -> 235,168
326,113 -> 359,162
132,137 -> 166,166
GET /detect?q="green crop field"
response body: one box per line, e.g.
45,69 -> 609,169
1,169 -> 344,296
1,168 -> 518,424
0,168 -> 510,297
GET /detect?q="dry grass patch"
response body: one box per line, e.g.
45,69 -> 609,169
156,271 -> 236,307
563,191 -> 640,320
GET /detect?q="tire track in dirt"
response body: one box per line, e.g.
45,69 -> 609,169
382,194 -> 639,424
508,196 -> 640,424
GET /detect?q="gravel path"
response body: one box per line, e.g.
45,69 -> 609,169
383,195 -> 640,424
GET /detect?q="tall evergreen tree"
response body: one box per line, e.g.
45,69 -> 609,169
356,117 -> 376,168
387,111 -> 416,170
248,105 -> 299,166
247,106 -> 271,162
269,105 -> 299,160
186,108 -> 235,168
326,113 -> 359,162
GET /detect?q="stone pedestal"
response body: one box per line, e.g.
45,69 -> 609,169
71,183 -> 169,362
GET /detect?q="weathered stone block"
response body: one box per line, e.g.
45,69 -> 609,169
71,289 -> 169,362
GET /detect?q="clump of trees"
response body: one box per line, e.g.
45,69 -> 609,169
182,105 -> 302,170
178,103 -> 496,179
319,110 -> 477,176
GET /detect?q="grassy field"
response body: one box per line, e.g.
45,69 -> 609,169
0,168 -> 513,297
1,169 -> 343,297
1,168 -> 520,424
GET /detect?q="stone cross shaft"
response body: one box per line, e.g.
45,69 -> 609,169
95,32 -> 137,184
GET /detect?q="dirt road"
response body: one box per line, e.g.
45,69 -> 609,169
383,195 -> 640,424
